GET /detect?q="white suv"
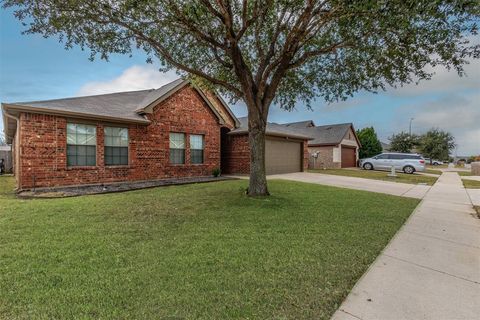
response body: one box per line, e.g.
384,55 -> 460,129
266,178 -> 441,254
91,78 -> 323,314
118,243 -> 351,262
359,153 -> 426,174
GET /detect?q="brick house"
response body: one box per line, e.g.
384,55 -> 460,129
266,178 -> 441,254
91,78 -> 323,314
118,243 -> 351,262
222,117 -> 311,175
283,121 -> 361,169
2,79 -> 311,191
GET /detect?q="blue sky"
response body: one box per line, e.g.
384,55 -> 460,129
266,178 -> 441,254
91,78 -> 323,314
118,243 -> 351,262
1,8 -> 479,155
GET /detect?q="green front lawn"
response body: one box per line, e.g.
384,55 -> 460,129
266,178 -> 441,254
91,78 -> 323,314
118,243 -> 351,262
425,169 -> 442,175
426,164 -> 448,169
0,176 -> 419,319
458,171 -> 473,176
463,179 -> 480,189
309,169 -> 438,185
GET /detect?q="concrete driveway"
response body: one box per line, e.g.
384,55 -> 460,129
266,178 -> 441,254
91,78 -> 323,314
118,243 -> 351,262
267,172 -> 430,199
332,172 -> 480,320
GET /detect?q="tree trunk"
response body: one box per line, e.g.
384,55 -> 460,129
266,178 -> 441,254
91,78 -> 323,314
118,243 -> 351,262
247,116 -> 269,196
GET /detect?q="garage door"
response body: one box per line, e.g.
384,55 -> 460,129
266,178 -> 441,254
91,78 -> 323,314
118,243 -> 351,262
265,138 -> 302,174
341,146 -> 356,168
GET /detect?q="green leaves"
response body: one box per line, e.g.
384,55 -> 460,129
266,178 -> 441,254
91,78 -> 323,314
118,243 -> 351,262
389,132 -> 420,153
357,127 -> 383,158
388,129 -> 455,161
3,0 -> 479,110
419,128 -> 456,161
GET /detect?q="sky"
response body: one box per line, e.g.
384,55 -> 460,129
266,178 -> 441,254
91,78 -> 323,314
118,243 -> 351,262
1,8 -> 479,156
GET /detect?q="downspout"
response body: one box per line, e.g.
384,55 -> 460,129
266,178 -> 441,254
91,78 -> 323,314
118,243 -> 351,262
3,109 -> 21,189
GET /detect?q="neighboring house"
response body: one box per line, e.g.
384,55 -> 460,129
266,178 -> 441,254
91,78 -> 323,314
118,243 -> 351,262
380,141 -> 391,152
0,145 -> 12,173
2,79 -> 310,191
284,121 -> 361,169
223,117 -> 311,175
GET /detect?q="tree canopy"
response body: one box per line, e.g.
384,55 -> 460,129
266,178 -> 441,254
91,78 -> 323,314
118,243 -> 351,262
389,132 -> 419,153
419,129 -> 455,162
4,0 -> 479,195
5,0 -> 478,108
357,127 -> 382,159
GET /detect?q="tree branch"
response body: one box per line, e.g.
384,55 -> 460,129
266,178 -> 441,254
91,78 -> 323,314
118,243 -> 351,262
288,41 -> 352,69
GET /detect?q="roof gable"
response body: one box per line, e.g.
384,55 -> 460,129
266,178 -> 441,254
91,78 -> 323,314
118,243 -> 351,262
2,78 -> 240,126
229,117 -> 313,140
136,80 -> 240,127
279,121 -> 361,147
284,120 -> 316,128
340,124 -> 362,147
308,123 -> 352,145
2,78 -> 241,143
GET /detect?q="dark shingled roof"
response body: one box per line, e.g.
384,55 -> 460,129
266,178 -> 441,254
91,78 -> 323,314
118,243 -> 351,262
136,78 -> 185,112
283,120 -> 316,129
7,89 -> 154,123
229,117 -> 313,140
283,122 -> 354,146
2,78 -> 234,126
2,78 -> 240,143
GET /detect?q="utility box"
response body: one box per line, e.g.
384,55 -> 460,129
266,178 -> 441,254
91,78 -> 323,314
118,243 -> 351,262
471,162 -> 480,176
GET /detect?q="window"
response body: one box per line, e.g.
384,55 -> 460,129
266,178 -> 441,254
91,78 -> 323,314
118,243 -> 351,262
375,154 -> 389,159
104,127 -> 129,165
405,155 -> 421,159
170,132 -> 185,164
67,123 -> 96,166
190,134 -> 204,164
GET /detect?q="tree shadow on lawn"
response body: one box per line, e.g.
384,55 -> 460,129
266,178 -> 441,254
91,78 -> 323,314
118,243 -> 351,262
0,177 -> 419,320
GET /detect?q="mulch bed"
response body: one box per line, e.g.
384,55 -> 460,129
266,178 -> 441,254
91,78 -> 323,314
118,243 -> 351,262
17,176 -> 235,199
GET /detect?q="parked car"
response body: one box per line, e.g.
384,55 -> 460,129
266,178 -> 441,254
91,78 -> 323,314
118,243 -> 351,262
359,153 -> 425,174
424,158 -> 444,165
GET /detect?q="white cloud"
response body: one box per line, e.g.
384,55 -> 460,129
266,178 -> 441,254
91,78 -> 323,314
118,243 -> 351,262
388,58 -> 480,97
77,65 -> 179,96
392,92 -> 480,155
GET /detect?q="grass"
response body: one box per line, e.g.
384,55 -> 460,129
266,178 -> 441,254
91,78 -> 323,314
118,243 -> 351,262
462,179 -> 480,189
426,164 -> 448,169
458,171 -> 474,176
309,169 -> 438,185
425,169 -> 442,175
0,176 -> 419,320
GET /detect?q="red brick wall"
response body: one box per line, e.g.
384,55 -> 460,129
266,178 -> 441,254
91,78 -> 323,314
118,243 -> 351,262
221,134 -> 250,174
303,142 -> 309,171
221,134 -> 309,175
18,86 -> 223,189
308,146 -> 341,169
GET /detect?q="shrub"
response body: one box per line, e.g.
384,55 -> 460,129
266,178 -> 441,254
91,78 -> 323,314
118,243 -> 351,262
212,168 -> 221,177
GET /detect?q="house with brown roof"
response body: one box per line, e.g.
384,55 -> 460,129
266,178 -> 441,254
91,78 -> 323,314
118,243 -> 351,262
2,79 -> 312,191
284,121 -> 361,169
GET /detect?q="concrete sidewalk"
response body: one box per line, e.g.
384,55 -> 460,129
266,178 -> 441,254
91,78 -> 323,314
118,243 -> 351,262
467,189 -> 480,206
462,175 -> 480,181
332,172 -> 480,320
267,172 -> 430,199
